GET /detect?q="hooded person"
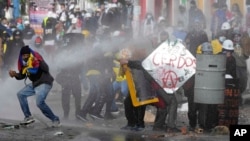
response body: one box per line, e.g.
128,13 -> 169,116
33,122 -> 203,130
9,45 -> 60,127
3,29 -> 25,70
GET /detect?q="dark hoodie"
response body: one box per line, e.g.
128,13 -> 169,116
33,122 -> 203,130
15,47 -> 54,87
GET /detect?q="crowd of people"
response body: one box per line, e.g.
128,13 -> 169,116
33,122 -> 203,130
0,0 -> 250,134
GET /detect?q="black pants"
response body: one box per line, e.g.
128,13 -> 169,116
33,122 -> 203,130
91,77 -> 113,115
185,85 -> 218,129
61,84 -> 81,118
124,94 -> 146,127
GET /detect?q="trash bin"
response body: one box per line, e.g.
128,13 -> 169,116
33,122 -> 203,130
194,54 -> 226,104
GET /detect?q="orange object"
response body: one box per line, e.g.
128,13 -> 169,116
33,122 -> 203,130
181,126 -> 188,135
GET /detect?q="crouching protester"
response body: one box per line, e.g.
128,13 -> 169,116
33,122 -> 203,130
9,46 -> 60,127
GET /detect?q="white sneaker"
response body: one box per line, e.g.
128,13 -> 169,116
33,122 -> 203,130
51,120 -> 61,128
20,116 -> 35,124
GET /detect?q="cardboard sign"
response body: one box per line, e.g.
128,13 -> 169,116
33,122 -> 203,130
142,40 -> 196,93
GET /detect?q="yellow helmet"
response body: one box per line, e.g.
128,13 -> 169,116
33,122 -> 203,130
82,30 -> 90,38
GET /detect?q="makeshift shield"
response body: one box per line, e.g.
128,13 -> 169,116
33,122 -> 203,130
142,40 -> 196,93
119,44 -> 159,107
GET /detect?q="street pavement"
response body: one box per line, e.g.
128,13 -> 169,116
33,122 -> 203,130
0,82 -> 250,141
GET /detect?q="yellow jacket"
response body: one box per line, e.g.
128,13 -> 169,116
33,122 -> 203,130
196,39 -> 222,55
113,60 -> 126,82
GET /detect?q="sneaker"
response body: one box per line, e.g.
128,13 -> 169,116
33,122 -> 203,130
120,125 -> 134,130
89,113 -> 104,120
51,120 -> 60,128
20,116 -> 35,125
76,115 -> 88,122
104,113 -> 116,120
110,109 -> 120,115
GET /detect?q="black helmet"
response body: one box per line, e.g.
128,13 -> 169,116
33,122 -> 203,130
12,29 -> 22,37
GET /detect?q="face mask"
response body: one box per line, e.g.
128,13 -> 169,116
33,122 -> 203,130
23,57 -> 29,62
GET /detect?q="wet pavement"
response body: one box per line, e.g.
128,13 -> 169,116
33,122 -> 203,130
0,82 -> 250,141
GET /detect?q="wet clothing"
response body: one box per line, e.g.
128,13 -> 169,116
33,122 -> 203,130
15,47 -> 59,122
79,49 -> 113,118
56,65 -> 82,118
124,93 -> 146,128
16,50 -> 53,87
123,60 -> 152,128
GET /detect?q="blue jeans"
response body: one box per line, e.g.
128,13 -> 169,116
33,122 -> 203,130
113,80 -> 129,98
17,83 -> 59,122
111,80 -> 128,111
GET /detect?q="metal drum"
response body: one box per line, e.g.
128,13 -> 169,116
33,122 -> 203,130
194,54 -> 226,104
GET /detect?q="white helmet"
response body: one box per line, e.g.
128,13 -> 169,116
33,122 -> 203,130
223,40 -> 234,51
71,18 -> 77,24
221,22 -> 231,30
24,20 -> 30,25
69,14 -> 75,19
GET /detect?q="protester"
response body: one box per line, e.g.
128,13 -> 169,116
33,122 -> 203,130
77,49 -> 107,121
184,20 -> 208,131
66,17 -> 82,33
41,11 -> 57,60
3,29 -> 25,69
121,0 -> 133,38
152,34 -> 180,133
188,0 -> 206,30
232,30 -> 249,105
56,60 -> 82,120
119,59 -> 147,131
210,2 -> 227,39
223,39 -> 237,78
8,45 -> 60,127
143,13 -> 155,37
22,20 -> 35,46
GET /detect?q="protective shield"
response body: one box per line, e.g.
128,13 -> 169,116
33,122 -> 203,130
142,40 -> 196,93
124,64 -> 159,107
